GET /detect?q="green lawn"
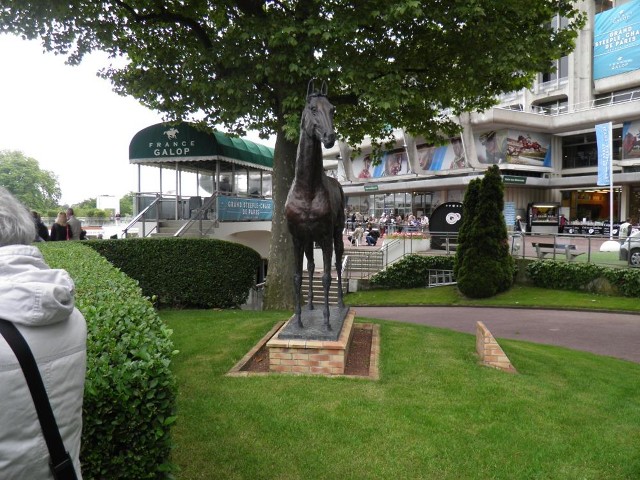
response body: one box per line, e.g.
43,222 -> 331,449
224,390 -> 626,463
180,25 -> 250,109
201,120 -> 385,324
163,306 -> 640,480
345,283 -> 640,312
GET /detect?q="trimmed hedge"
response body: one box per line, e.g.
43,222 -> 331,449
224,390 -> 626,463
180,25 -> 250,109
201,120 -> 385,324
370,254 -> 455,289
87,237 -> 261,308
527,260 -> 640,297
39,242 -> 177,479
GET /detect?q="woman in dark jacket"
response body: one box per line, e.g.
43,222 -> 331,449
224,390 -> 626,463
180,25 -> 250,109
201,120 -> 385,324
50,211 -> 73,241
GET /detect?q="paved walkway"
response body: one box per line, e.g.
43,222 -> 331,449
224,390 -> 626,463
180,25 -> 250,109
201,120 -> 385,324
354,306 -> 640,364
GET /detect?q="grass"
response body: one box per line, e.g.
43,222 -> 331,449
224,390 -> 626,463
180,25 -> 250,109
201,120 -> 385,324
345,284 -> 640,312
163,304 -> 640,480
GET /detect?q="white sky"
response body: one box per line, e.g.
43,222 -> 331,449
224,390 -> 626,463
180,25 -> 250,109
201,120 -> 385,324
0,34 -> 274,205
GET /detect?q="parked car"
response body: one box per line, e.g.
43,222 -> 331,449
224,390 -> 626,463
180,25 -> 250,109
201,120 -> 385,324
619,230 -> 640,266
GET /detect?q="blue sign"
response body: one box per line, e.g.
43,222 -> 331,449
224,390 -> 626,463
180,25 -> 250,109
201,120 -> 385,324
594,2 -> 640,80
596,122 -> 612,186
217,196 -> 273,221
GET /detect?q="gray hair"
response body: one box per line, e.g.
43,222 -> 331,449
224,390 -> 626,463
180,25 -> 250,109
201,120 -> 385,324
0,186 -> 37,247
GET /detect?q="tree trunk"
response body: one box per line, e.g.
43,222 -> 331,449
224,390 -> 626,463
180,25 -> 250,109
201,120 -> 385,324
263,131 -> 297,310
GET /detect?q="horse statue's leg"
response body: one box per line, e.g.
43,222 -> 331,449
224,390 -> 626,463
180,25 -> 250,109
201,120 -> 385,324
292,237 -> 305,328
305,241 -> 315,311
321,240 -> 333,330
333,225 -> 345,308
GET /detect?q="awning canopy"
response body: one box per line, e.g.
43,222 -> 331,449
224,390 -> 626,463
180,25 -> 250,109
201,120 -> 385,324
129,122 -> 274,171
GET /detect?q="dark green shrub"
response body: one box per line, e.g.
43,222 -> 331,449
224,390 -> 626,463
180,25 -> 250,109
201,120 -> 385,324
370,254 -> 455,288
39,242 -> 177,479
87,237 -> 261,308
456,166 -> 514,298
526,260 -> 603,291
526,260 -> 640,297
454,178 -> 480,281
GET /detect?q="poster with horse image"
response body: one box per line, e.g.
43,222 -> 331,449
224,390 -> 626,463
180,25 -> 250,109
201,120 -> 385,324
415,137 -> 467,172
475,129 -> 551,167
622,120 -> 640,159
352,149 -> 409,179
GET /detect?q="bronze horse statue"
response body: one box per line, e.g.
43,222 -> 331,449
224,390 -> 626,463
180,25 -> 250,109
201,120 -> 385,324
285,82 -> 346,329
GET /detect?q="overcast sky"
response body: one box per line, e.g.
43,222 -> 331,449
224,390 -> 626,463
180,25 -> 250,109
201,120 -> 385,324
0,34 -> 274,205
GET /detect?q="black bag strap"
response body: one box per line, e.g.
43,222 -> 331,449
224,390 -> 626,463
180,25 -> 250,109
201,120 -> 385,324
0,319 -> 78,480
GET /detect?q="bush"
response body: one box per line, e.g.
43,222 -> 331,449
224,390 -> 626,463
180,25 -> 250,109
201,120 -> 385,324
526,259 -> 640,297
87,237 -> 261,308
39,242 -> 177,479
455,166 -> 514,298
370,254 -> 455,289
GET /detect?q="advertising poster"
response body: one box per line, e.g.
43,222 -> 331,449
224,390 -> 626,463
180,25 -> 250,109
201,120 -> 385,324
622,120 -> 640,159
352,150 -> 409,179
415,138 -> 467,172
475,129 -> 551,167
594,2 -> 640,80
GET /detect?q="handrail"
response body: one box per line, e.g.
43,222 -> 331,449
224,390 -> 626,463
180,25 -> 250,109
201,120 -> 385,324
174,194 -> 218,237
123,194 -> 162,238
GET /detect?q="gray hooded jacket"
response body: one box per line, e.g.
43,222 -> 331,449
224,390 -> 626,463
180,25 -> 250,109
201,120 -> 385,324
0,245 -> 86,478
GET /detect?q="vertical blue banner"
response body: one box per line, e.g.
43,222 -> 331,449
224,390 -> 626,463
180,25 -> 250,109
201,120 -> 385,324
596,122 -> 612,186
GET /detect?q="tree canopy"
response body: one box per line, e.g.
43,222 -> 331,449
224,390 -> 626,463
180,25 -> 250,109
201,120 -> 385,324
0,0 -> 585,308
0,1 -> 584,144
0,150 -> 61,211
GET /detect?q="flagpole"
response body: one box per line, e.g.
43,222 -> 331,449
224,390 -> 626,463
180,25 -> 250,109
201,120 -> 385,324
609,151 -> 614,241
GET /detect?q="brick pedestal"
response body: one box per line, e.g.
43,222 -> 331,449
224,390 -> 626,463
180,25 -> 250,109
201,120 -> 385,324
267,309 -> 356,375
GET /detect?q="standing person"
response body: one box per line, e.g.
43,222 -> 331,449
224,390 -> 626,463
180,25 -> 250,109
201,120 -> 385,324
50,212 -> 72,241
619,218 -> 632,245
353,224 -> 364,247
66,208 -> 82,241
514,215 -> 525,233
0,187 -> 87,479
32,211 -> 50,241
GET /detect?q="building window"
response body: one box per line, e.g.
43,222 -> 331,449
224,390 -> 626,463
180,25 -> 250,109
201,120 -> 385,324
595,0 -> 613,13
562,128 -> 622,169
538,14 -> 569,87
533,97 -> 568,114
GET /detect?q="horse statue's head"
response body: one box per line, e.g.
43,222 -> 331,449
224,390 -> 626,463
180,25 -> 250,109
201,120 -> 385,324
303,80 -> 336,149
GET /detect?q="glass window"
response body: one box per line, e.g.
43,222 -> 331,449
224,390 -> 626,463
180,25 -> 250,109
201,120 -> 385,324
218,161 -> 233,193
262,173 -> 272,198
234,168 -> 248,195
562,128 -> 622,168
248,171 -> 262,197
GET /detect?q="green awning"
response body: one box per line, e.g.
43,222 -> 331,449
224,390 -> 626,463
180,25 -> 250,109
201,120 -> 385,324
129,122 -> 273,170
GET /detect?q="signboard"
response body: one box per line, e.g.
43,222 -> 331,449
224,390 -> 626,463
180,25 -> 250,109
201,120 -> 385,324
594,2 -> 640,80
502,175 -> 527,185
364,184 -> 379,191
217,195 -> 273,221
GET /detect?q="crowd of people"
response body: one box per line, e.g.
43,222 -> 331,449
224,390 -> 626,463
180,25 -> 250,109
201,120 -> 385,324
32,208 -> 86,242
345,211 -> 429,247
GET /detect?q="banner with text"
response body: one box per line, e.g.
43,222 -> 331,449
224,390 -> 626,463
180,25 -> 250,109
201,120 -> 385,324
594,2 -> 640,80
596,122 -> 612,186
217,196 -> 273,221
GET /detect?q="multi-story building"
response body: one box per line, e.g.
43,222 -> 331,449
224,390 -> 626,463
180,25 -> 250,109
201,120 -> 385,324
328,0 -> 640,233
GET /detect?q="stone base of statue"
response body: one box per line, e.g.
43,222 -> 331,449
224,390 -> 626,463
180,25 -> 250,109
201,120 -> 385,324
266,306 -> 355,375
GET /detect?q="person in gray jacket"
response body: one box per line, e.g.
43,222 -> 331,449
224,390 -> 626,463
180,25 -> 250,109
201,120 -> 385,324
66,207 -> 82,241
0,187 -> 87,479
